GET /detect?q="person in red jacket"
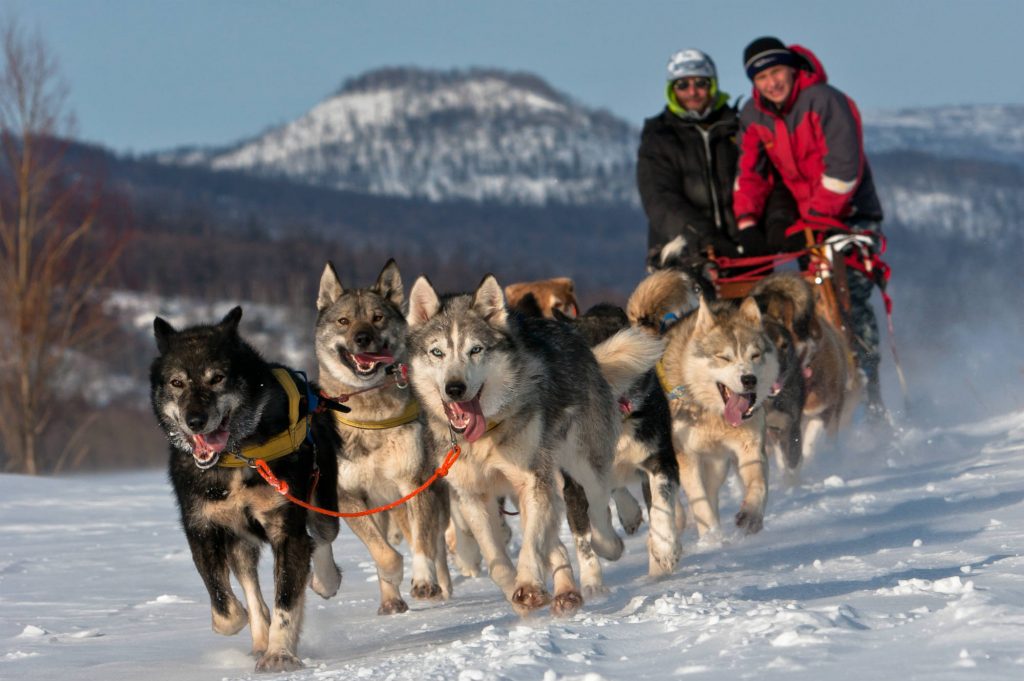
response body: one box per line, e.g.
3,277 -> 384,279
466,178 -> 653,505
734,36 -> 887,422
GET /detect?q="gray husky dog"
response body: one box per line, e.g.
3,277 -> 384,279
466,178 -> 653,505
150,307 -> 341,672
315,259 -> 451,614
406,275 -> 663,616
657,296 -> 780,538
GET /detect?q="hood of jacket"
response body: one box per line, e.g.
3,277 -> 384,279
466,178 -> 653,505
752,44 -> 827,115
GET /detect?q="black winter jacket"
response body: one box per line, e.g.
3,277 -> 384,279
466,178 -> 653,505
637,104 -> 797,260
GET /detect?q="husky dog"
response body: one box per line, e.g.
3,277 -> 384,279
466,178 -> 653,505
406,275 -> 662,616
315,259 -> 451,614
567,303 -> 682,577
751,273 -> 861,470
504,277 -> 579,318
150,307 -> 341,673
656,296 -> 780,538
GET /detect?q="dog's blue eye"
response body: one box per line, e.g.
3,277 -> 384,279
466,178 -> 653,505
430,348 -> 443,357
469,345 -> 483,355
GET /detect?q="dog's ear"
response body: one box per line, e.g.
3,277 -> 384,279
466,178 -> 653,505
407,276 -> 440,327
153,317 -> 176,354
739,296 -> 762,326
373,258 -> 404,308
473,275 -> 508,328
318,261 -> 344,312
217,307 -> 243,337
695,296 -> 715,333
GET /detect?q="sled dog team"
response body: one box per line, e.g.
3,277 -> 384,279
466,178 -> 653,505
149,259 -> 864,672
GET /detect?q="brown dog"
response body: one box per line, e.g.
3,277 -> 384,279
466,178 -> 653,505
504,277 -> 578,318
750,273 -> 862,475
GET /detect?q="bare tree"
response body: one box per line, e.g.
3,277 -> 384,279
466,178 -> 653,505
0,17 -> 126,474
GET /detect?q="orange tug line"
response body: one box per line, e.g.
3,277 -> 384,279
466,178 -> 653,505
251,444 -> 461,518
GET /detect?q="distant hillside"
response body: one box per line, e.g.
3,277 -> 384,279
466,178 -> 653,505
157,67 -> 639,206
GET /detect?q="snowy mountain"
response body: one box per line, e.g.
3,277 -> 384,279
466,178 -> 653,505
159,68 -> 639,205
863,104 -> 1024,168
3,410 -> 1024,680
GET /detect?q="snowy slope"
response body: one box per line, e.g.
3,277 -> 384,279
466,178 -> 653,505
3,410 -> 1023,680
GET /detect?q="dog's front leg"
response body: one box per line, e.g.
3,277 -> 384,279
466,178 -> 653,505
511,474 -> 565,615
674,438 -> 720,538
255,530 -> 311,673
640,454 -> 682,577
340,496 -> 408,615
454,491 -> 517,599
186,528 -> 250,638
405,485 -> 447,601
226,539 -> 271,657
733,431 -> 769,535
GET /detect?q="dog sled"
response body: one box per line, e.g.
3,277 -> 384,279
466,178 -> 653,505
706,219 -> 907,401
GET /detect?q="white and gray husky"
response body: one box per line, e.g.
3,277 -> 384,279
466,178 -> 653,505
405,274 -> 662,616
656,296 -> 780,538
315,259 -> 451,615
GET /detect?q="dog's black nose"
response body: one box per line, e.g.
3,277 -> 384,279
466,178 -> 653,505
185,412 -> 207,431
354,330 -> 373,348
445,381 -> 466,400
741,374 -> 758,391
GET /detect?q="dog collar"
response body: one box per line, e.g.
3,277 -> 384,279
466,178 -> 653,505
332,399 -> 421,430
655,360 -> 688,401
217,368 -> 309,468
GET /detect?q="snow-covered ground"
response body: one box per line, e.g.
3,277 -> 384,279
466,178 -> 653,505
3,408 -> 1023,680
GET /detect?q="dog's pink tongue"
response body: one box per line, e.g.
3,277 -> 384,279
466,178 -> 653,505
355,350 -> 394,364
450,397 -> 486,442
724,393 -> 751,428
194,430 -> 229,456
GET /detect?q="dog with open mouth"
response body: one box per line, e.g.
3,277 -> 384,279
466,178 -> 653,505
652,295 -> 780,539
405,275 -> 663,617
149,306 -> 342,673
315,259 -> 451,615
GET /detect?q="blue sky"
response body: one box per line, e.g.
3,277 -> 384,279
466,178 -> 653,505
7,0 -> 1022,153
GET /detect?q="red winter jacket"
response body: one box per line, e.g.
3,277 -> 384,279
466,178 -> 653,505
733,45 -> 883,227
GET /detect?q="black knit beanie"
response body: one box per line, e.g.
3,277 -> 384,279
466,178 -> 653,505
743,37 -> 798,80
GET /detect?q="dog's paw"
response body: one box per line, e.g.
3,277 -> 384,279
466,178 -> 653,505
619,511 -> 644,535
310,563 -> 342,599
410,580 -> 443,600
511,584 -> 551,615
551,590 -> 584,617
377,597 -> 409,615
255,650 -> 303,673
591,532 -> 625,561
735,509 -> 764,534
648,541 -> 682,577
211,602 -> 248,636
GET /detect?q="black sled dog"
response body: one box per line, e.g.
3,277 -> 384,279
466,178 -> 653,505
149,307 -> 342,673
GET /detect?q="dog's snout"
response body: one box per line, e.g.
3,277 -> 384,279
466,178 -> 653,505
354,330 -> 373,348
741,374 -> 758,391
185,411 -> 207,432
445,381 -> 467,400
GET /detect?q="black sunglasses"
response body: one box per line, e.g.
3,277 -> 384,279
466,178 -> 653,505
673,77 -> 711,91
